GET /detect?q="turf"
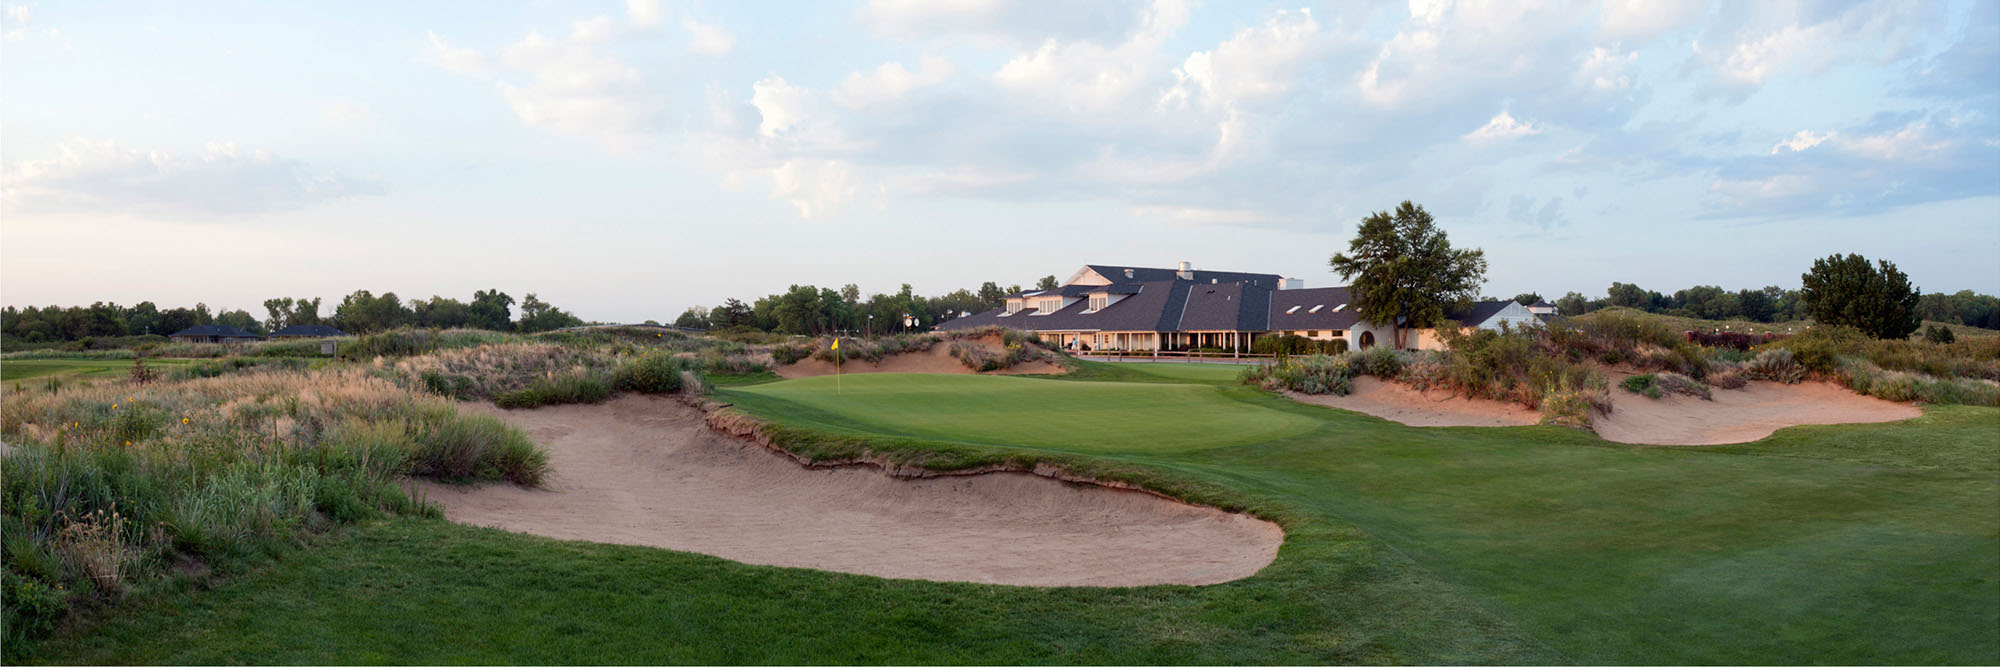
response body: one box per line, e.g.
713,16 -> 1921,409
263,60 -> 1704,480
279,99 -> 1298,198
18,369 -> 2000,664
726,373 -> 1320,453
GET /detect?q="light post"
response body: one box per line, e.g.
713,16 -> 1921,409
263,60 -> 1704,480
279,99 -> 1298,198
867,314 -> 873,337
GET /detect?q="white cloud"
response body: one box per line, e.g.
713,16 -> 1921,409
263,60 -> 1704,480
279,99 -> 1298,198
416,30 -> 490,78
1579,46 -> 1637,91
626,0 -> 663,28
3,4 -> 31,40
1130,204 -> 1277,225
1167,8 -> 1321,110
1840,121 -> 1951,161
769,159 -> 857,219
0,140 -> 379,217
750,75 -> 818,139
1465,111 -> 1541,141
1770,129 -> 1829,154
1597,0 -> 1703,43
830,56 -> 956,109
990,0 -> 1190,115
683,19 -> 735,57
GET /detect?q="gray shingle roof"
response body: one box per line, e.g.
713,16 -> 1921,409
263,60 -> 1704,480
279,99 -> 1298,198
168,325 -> 258,338
1450,300 -> 1515,327
1085,264 -> 1284,289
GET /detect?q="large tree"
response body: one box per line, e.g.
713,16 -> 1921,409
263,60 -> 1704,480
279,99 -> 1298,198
1800,253 -> 1921,339
1329,201 -> 1487,349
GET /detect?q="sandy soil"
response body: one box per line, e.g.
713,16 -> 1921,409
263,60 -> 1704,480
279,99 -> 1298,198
1593,371 -> 1920,445
418,396 -> 1281,587
1285,376 -> 1541,427
777,339 -> 1065,379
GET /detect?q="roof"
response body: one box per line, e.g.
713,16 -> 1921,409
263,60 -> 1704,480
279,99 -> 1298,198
1527,301 -> 1554,308
1450,300 -> 1517,327
168,324 -> 258,338
943,282 -> 1356,334
268,324 -> 348,337
1083,264 -> 1284,289
1268,287 -> 1361,331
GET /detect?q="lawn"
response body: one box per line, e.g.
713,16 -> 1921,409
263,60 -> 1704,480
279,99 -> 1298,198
17,363 -> 2000,664
725,373 -> 1320,453
0,358 -> 190,382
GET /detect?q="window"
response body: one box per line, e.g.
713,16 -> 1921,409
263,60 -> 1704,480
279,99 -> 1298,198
1286,305 -> 1301,314
1089,293 -> 1108,311
1332,303 -> 1347,312
1004,300 -> 1021,315
1309,305 -> 1323,313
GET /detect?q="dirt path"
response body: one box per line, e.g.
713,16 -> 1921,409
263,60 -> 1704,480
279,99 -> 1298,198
418,396 -> 1281,587
1285,377 -> 1541,427
1593,374 -> 1920,445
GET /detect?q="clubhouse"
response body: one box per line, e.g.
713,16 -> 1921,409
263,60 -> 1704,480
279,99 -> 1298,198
936,263 -> 1537,353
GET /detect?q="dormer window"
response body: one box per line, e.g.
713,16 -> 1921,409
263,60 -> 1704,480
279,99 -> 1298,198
1286,305 -> 1301,314
1309,305 -> 1323,313
1005,300 -> 1023,314
1089,293 -> 1108,311
1332,304 -> 1347,312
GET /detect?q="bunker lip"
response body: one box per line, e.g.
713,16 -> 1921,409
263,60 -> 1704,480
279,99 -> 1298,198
1283,377 -> 1539,428
776,336 -> 1066,379
420,395 -> 1282,587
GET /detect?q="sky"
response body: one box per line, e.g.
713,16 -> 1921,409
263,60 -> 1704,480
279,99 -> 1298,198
2,0 -> 1996,323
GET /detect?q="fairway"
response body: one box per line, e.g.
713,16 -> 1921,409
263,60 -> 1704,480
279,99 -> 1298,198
1088,361 -> 1250,383
726,373 -> 1320,453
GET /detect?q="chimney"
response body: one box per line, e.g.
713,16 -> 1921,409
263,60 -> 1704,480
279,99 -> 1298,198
1279,277 -> 1305,290
1176,261 -> 1193,280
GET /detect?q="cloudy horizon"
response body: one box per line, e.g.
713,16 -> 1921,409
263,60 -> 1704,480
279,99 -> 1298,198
3,0 -> 1996,323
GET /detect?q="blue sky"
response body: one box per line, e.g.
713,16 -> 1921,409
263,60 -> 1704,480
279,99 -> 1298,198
3,0 -> 1996,322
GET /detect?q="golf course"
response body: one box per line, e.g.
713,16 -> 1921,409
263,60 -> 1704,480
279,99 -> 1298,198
20,362 -> 1997,664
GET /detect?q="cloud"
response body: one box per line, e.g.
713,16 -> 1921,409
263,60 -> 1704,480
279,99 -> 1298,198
858,0 -> 1158,45
1596,0 -> 1703,42
769,159 -> 857,219
683,19 -> 734,56
1687,2 -> 1953,102
1465,111 -> 1541,141
1771,129 -> 1829,154
1166,8 -> 1321,111
421,17 -> 664,144
416,30 -> 489,78
1708,113 -> 1999,217
1,140 -> 380,217
625,0 -> 663,28
1507,195 -> 1569,230
830,56 -> 955,109
3,4 -> 31,40
1578,46 -> 1637,91
1130,204 -> 1278,226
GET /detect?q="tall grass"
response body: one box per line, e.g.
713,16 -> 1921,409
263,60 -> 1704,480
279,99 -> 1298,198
1,365 -> 546,644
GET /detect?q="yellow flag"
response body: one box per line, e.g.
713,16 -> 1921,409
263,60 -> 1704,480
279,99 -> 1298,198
832,338 -> 839,350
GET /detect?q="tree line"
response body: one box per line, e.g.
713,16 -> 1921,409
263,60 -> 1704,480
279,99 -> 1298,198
1511,284 -> 1996,329
1,289 -> 588,344
670,276 -> 1063,336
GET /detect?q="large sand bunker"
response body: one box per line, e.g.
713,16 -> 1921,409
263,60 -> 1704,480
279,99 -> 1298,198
1593,377 -> 1920,445
777,338 -> 1065,379
1285,377 -> 1540,427
419,396 -> 1281,587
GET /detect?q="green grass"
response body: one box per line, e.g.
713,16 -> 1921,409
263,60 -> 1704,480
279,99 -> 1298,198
0,358 -> 190,382
726,373 -> 1319,453
17,369 -> 1999,664
1062,360 -> 1251,384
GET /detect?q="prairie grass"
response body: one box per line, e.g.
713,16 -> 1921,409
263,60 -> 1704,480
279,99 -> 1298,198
1,365 -> 545,643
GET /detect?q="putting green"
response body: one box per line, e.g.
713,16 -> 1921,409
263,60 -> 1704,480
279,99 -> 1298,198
726,373 -> 1318,453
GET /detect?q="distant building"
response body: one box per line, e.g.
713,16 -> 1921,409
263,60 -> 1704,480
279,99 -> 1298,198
167,325 -> 259,344
1524,301 -> 1557,315
268,324 -> 348,339
939,262 -> 1536,353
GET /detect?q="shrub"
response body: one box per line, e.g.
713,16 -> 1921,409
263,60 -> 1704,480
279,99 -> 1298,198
1653,372 -> 1711,400
1923,324 -> 1957,344
612,353 -> 688,394
493,371 -> 613,409
1251,334 -> 1348,356
769,343 -> 813,365
1620,374 -> 1657,396
1740,348 -> 1805,384
1240,354 -> 1355,395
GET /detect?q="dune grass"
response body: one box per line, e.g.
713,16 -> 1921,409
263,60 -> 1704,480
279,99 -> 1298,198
13,363 -> 1999,664
0,359 -> 192,382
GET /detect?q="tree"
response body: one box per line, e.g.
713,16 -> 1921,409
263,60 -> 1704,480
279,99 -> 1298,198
1329,201 -> 1487,349
672,307 -> 709,329
515,293 -> 583,333
1512,293 -> 1544,306
469,290 -> 515,331
1035,275 -> 1059,291
412,296 -> 472,328
215,309 -> 264,335
331,290 -> 413,333
1801,253 -> 1921,339
1736,288 -> 1775,323
708,298 -> 752,329
1555,292 -> 1590,316
976,281 -> 1006,311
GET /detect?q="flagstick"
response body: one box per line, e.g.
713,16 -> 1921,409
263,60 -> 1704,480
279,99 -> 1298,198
835,337 -> 841,395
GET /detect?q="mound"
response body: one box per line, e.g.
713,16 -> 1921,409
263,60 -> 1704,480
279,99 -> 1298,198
1594,374 -> 1920,446
777,337 -> 1064,379
418,396 -> 1281,587
1285,377 -> 1540,427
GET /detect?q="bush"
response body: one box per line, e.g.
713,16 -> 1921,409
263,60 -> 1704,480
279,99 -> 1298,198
1240,354 -> 1355,395
612,353 -> 688,394
1739,348 -> 1805,383
1620,374 -> 1660,398
493,371 -> 613,409
1653,372 -> 1711,400
1923,325 -> 1957,344
769,343 -> 813,365
1251,334 -> 1348,356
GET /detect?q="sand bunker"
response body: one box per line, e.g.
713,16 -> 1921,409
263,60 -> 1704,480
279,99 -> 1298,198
1285,377 -> 1540,427
1593,376 -> 1920,446
1281,372 -> 1918,446
419,396 -> 1280,587
777,338 -> 1065,379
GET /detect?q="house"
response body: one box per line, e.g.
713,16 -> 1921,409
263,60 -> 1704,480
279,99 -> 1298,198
1405,300 -> 1544,350
938,262 -> 1530,353
1524,300 -> 1557,316
167,324 -> 260,344
268,324 -> 348,339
